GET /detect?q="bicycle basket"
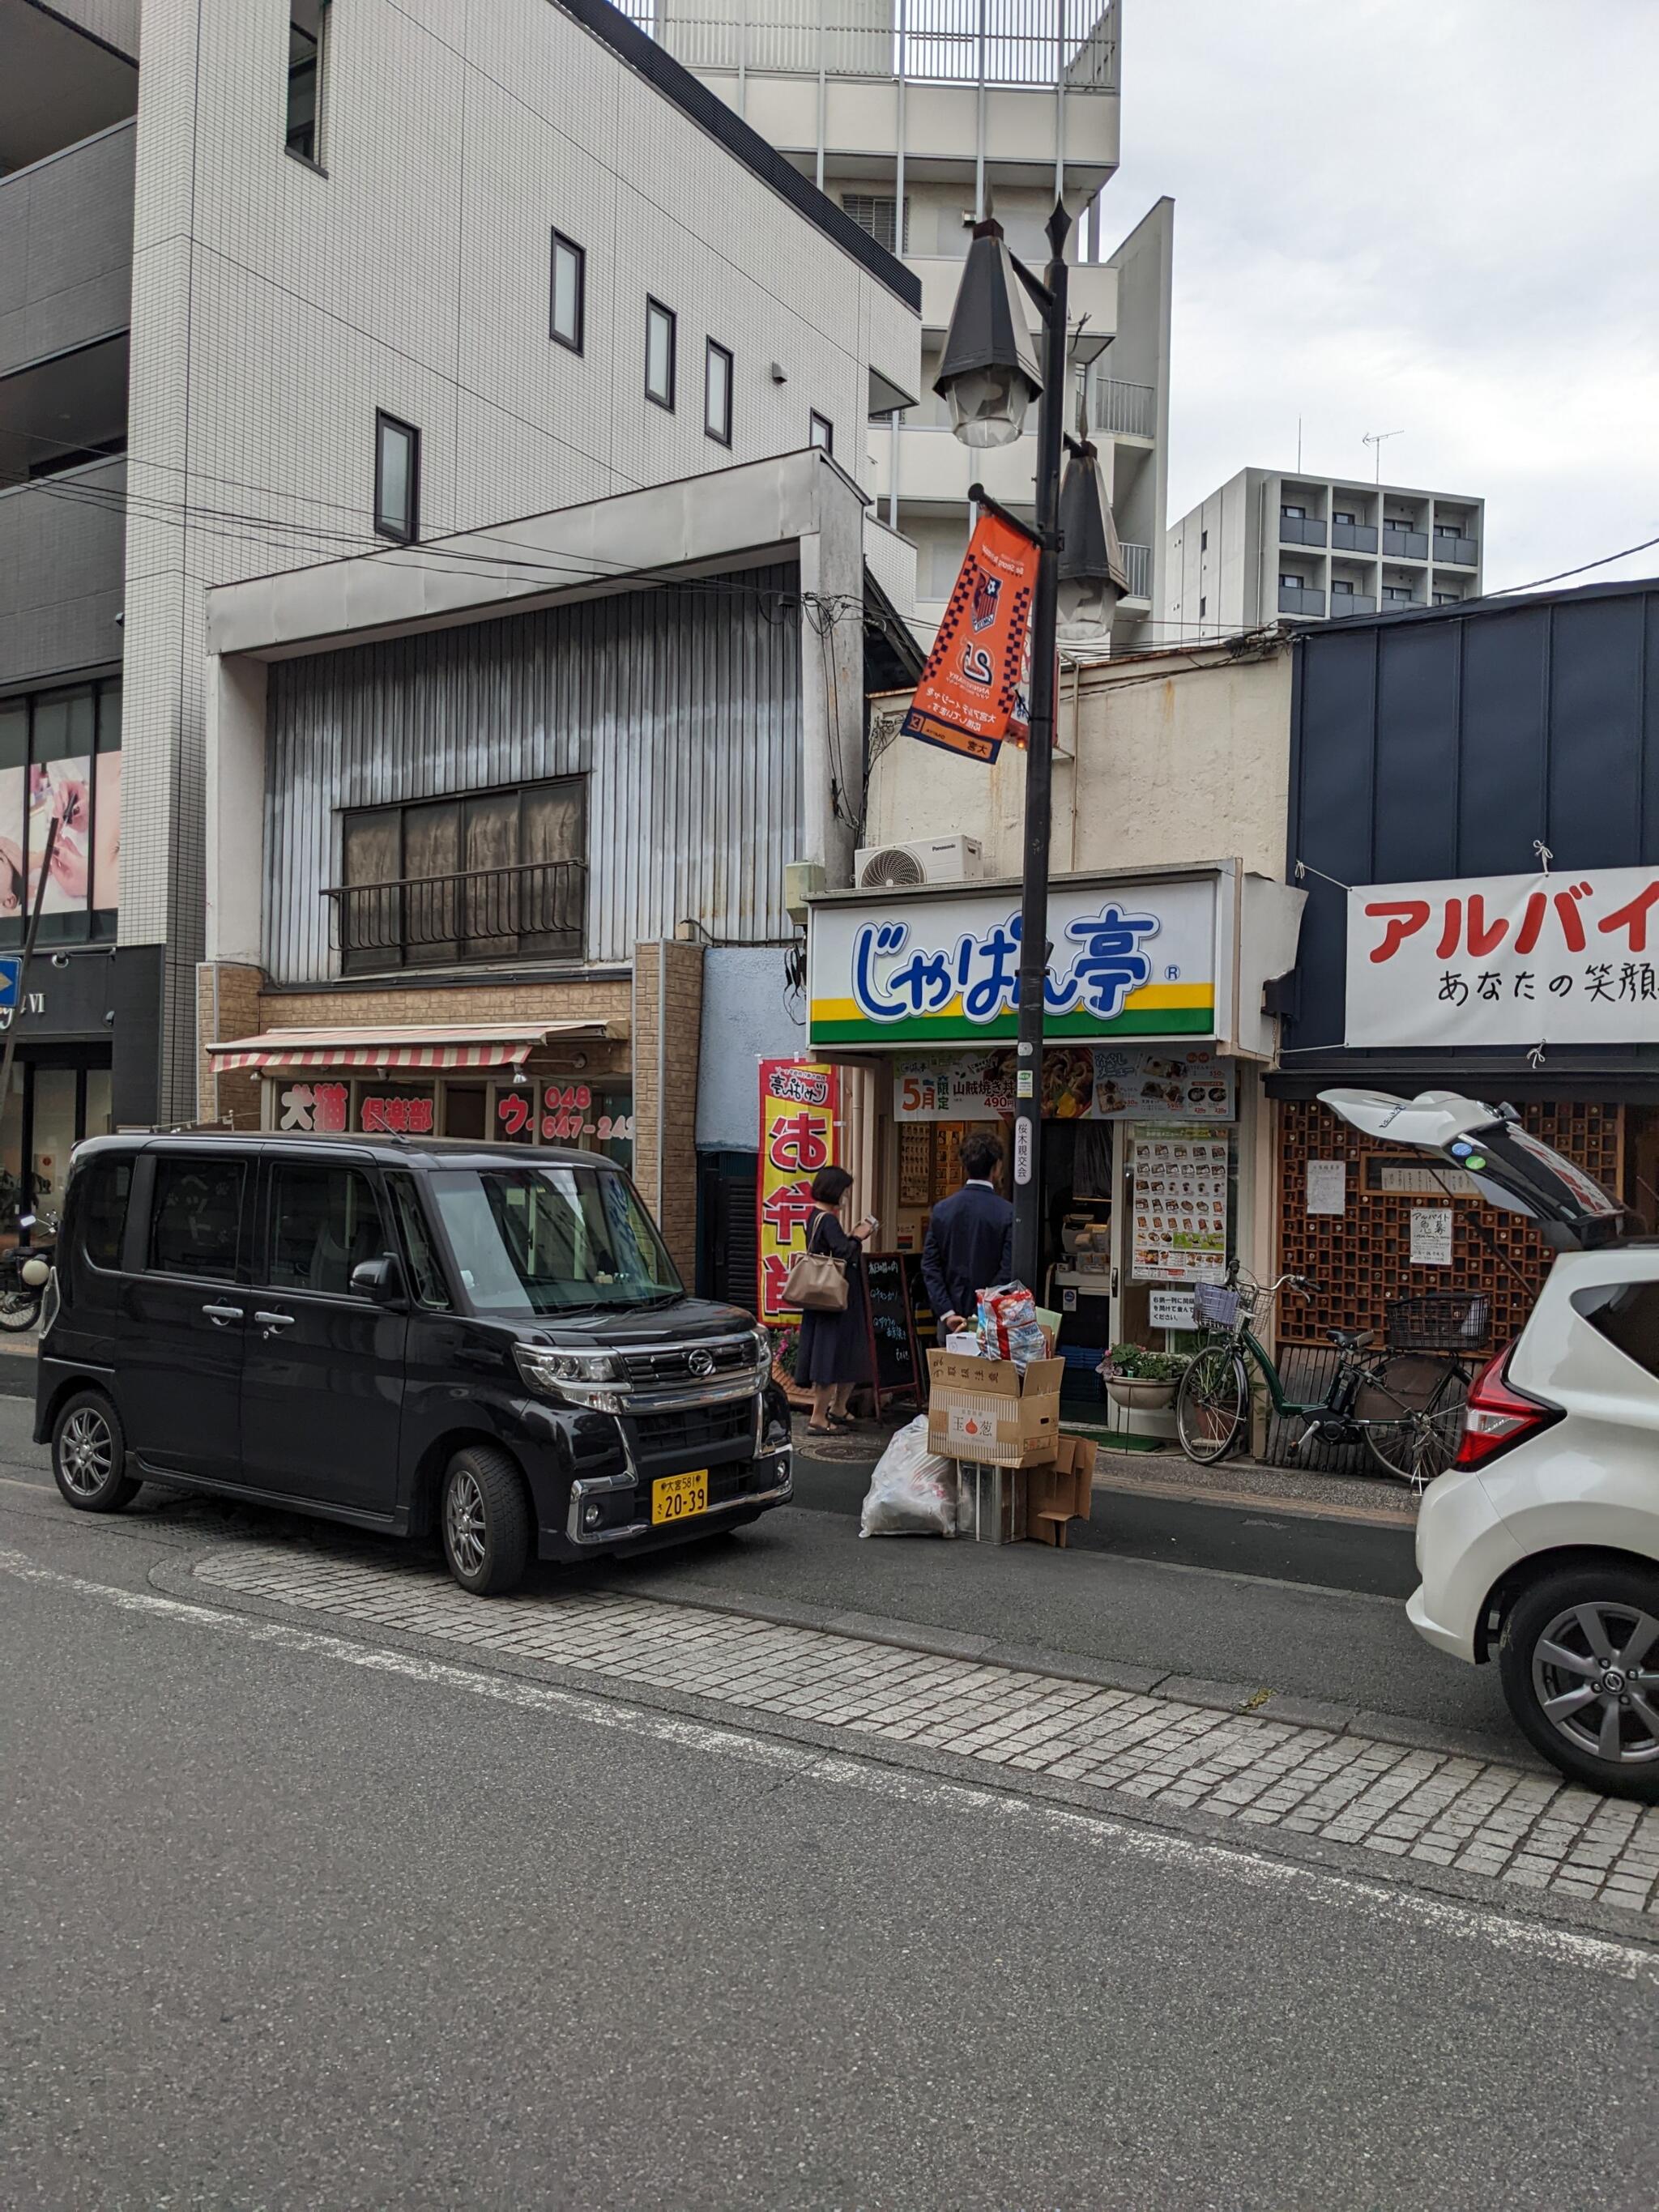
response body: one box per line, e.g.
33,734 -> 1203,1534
1192,1282 -> 1242,1331
1385,1294 -> 1491,1353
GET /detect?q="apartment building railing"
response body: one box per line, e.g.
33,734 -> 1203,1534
1277,515 -> 1326,548
326,860 -> 586,969
1089,374 -> 1156,439
1329,592 -> 1376,617
1434,533 -> 1478,567
1331,521 -> 1377,553
1278,585 -> 1325,618
1382,526 -> 1429,560
616,0 -> 1120,90
1120,541 -> 1151,599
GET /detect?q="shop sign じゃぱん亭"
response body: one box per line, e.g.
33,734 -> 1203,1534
893,1044 -> 1235,1123
757,1059 -> 839,1327
1346,867 -> 1659,1049
810,879 -> 1219,1048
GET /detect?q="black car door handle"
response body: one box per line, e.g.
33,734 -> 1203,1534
201,1304 -> 243,1327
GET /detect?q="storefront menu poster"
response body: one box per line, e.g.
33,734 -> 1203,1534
1130,1125 -> 1229,1285
757,1059 -> 839,1327
893,1045 -> 1234,1124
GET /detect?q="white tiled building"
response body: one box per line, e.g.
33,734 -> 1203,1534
628,0 -> 1173,653
5,0 -> 921,1130
1166,468 -> 1486,640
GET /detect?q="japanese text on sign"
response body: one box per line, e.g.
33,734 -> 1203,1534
757,1059 -> 839,1326
1347,867 -> 1659,1047
855,905 -> 1158,1027
900,510 -> 1038,765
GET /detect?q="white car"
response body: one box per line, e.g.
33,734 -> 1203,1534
1323,1089 -> 1659,1799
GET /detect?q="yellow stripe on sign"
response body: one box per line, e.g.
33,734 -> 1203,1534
808,983 -> 1214,1024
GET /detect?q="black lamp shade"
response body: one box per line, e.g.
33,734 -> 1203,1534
933,222 -> 1043,450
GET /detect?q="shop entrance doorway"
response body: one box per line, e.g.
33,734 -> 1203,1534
0,1049 -> 113,1247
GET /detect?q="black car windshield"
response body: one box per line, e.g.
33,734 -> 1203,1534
429,1166 -> 682,1315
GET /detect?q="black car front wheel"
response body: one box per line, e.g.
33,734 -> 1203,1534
1499,1562 -> 1659,1801
440,1446 -> 532,1596
52,1391 -> 140,1515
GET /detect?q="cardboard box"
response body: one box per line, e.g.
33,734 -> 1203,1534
927,1351 -> 1064,1469
1024,1434 -> 1098,1547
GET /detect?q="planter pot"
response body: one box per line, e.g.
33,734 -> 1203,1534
1104,1375 -> 1177,1412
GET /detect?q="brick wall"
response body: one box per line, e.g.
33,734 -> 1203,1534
630,940 -> 704,1279
195,961 -> 263,1128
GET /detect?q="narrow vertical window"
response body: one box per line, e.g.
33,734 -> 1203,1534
646,299 -> 676,411
705,339 -> 732,447
809,411 -> 834,454
550,231 -> 584,353
374,411 -> 420,543
287,1 -> 327,166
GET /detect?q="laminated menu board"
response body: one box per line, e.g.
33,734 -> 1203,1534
1130,1124 -> 1230,1285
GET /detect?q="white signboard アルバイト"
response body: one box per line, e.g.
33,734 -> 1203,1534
1346,867 -> 1659,1048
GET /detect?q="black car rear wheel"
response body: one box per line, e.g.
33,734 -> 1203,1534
440,1446 -> 531,1596
52,1391 -> 140,1514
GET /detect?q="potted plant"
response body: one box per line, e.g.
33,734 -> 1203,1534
1100,1342 -> 1190,1412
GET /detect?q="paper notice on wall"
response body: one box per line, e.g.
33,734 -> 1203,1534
1410,1207 -> 1454,1267
1305,1160 -> 1346,1216
1149,1289 -> 1198,1331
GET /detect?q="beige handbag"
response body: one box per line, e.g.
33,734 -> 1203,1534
779,1212 -> 849,1313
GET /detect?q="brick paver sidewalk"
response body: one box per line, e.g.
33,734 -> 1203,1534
196,1542 -> 1659,1916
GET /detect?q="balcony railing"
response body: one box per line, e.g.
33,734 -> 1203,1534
1328,592 -> 1376,617
1090,373 -> 1156,439
1434,533 -> 1478,567
326,860 -> 586,971
615,0 -> 1120,89
1278,585 -> 1325,618
1120,541 -> 1151,599
1330,521 -> 1377,553
1278,515 -> 1326,548
1382,526 -> 1428,560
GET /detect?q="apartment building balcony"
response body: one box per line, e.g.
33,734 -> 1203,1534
1328,588 -> 1376,618
0,455 -> 126,687
1381,526 -> 1429,560
638,0 -> 1122,179
1088,373 -> 1154,441
1278,514 -> 1326,548
1433,531 -> 1478,568
1331,520 -> 1377,553
1278,584 -> 1325,619
0,117 -> 135,383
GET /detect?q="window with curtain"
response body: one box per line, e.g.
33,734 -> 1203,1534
336,778 -> 586,972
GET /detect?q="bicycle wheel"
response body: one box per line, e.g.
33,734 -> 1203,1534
1358,1356 -> 1470,1486
1176,1344 -> 1248,1464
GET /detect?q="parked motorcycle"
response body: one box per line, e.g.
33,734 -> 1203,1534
0,1213 -> 57,1332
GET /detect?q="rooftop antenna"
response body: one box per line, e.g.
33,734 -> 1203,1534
1363,428 -> 1403,485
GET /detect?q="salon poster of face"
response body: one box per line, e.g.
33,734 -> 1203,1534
28,759 -> 93,915
0,765 -> 23,925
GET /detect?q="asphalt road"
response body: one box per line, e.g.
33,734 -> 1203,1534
4,1505 -> 1655,2212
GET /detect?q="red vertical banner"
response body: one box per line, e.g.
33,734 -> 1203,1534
757,1059 -> 840,1326
900,509 -> 1038,763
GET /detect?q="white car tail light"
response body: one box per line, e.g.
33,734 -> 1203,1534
1455,1347 -> 1561,1471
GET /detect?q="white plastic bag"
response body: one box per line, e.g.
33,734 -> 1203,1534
859,1415 -> 958,1539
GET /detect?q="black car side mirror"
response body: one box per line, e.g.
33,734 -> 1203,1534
352,1254 -> 407,1306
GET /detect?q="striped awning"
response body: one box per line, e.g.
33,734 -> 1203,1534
206,1021 -> 605,1074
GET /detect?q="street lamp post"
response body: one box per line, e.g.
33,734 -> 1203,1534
934,203 -> 1123,1291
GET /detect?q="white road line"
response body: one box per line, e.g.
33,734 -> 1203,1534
2,1541 -> 1652,1983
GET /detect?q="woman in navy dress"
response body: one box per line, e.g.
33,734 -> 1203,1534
795,1164 -> 876,1434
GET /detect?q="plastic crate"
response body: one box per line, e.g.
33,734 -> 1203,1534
1385,1294 -> 1491,1353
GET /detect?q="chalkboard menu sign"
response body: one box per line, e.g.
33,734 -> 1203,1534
862,1253 -> 924,1408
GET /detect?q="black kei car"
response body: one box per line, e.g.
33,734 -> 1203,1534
36,1132 -> 791,1593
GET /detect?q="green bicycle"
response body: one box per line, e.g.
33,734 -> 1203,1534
1175,1274 -> 1479,1489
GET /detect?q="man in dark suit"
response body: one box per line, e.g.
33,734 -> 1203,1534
922,1132 -> 1016,1337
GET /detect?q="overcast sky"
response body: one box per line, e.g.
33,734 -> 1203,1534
1103,0 -> 1659,595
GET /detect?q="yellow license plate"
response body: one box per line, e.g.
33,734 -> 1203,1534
652,1469 -> 709,1526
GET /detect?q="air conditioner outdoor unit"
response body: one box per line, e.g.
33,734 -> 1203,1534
855,836 -> 984,889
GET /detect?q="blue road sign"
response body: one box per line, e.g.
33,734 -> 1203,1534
0,957 -> 19,1012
